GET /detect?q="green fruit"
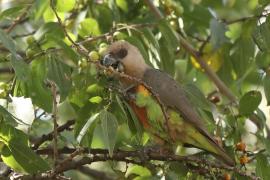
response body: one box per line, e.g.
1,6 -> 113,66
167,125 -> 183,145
78,59 -> 88,68
86,84 -> 103,93
99,43 -> 108,49
113,31 -> 126,40
26,49 -> 35,58
26,36 -> 35,45
89,96 -> 102,104
99,47 -> 108,56
89,51 -> 100,61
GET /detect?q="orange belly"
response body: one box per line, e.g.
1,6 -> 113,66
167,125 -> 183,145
128,100 -> 150,129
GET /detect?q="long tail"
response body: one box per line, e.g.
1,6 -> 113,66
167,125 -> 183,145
184,125 -> 235,166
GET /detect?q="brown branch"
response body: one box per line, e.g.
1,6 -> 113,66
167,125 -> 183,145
5,4 -> 32,34
36,147 -> 259,180
31,119 -> 75,150
50,0 -> 88,55
143,0 -> 163,19
78,23 -> 155,45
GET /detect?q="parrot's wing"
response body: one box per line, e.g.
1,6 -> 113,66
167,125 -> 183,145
142,68 -> 235,166
143,68 -> 208,135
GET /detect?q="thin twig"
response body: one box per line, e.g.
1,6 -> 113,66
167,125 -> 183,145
5,4 -> 32,34
50,81 -> 58,169
31,119 -> 75,150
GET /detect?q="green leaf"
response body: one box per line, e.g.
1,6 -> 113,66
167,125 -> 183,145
158,20 -> 179,49
34,22 -> 65,40
26,58 -> 52,112
100,110 -> 118,156
0,29 -> 16,55
0,105 -> 18,126
78,18 -> 101,37
11,55 -> 30,81
76,113 -> 100,145
56,0 -> 75,12
0,123 -> 49,174
256,154 -> 270,180
210,18 -> 229,50
231,37 -> 255,78
126,165 -> 152,178
253,21 -> 270,52
122,101 -> 143,137
256,51 -> 270,70
239,90 -> 262,116
46,55 -> 72,102
116,0 -> 128,12
0,6 -> 25,20
264,74 -> 270,105
47,35 -> 79,62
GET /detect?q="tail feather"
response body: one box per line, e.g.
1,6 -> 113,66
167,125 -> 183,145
184,125 -> 235,166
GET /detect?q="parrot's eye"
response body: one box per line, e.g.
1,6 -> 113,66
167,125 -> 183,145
116,48 -> 127,59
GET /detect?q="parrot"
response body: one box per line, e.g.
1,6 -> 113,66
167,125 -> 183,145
102,40 -> 235,166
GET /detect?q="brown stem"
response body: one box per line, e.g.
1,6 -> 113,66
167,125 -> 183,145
35,147 -> 259,180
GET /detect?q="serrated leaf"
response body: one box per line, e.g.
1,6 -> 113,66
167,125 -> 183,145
46,55 -> 72,102
256,154 -> 270,180
239,90 -> 262,116
0,123 -> 49,174
263,74 -> 270,105
253,22 -> 270,52
100,110 -> 118,156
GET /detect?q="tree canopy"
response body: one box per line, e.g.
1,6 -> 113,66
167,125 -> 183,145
0,0 -> 270,179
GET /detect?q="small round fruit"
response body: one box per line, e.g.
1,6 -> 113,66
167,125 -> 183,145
26,36 -> 35,45
239,155 -> 249,165
78,59 -> 87,68
26,49 -> 35,58
223,173 -> 231,180
113,31 -> 126,40
99,43 -> 108,49
89,51 -> 100,61
236,142 -> 246,152
99,47 -> 108,56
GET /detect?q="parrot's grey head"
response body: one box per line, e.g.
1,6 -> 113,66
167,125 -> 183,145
102,40 -> 149,78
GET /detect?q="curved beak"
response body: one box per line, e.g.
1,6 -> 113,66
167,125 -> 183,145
102,54 -> 118,67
